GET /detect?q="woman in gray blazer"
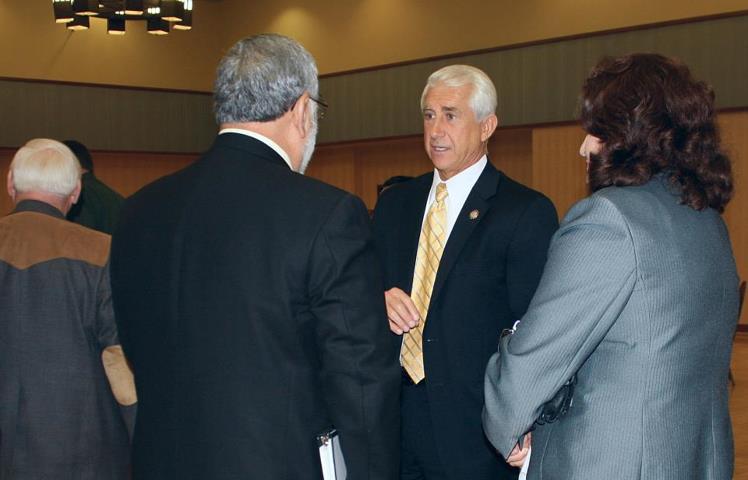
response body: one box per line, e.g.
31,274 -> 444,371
483,53 -> 739,480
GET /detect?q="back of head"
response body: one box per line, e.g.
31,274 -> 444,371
214,33 -> 319,125
11,139 -> 81,197
63,140 -> 94,173
580,53 -> 733,212
421,65 -> 498,121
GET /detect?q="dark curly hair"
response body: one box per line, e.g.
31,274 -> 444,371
580,53 -> 733,212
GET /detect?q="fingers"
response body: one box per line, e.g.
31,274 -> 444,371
506,445 -> 529,467
506,433 -> 531,468
385,288 -> 420,335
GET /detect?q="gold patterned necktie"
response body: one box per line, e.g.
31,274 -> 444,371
401,182 -> 448,384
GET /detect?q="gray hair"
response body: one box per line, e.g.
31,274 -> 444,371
11,139 -> 81,196
214,34 -> 319,124
420,65 -> 498,121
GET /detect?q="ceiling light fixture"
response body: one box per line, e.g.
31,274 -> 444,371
52,0 -> 75,23
51,0 -> 194,35
66,15 -> 90,30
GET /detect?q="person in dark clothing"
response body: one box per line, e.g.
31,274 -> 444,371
110,34 -> 400,480
64,140 -> 124,234
1,138 -> 136,479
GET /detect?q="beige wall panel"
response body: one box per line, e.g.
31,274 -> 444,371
489,128 -> 533,187
223,0 -> 747,76
92,152 -> 197,198
720,111 -> 748,324
305,147 -> 357,195
311,136 -> 431,210
352,137 -> 433,210
531,125 -> 588,219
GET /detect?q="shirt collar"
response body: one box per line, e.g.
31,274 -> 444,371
12,199 -> 66,219
430,155 -> 488,193
219,128 -> 294,171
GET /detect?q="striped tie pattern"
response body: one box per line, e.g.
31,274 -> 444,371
402,182 -> 448,384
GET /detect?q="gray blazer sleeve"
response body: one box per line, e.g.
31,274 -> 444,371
483,194 -> 638,458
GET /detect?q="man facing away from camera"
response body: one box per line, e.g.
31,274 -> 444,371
109,34 -> 400,480
0,138 -> 135,479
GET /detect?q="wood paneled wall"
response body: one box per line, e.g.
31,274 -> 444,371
722,111 -> 748,326
1,110 -> 745,321
308,128 -> 534,210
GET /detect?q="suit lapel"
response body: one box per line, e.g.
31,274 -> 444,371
430,162 -> 501,303
401,176 -> 432,293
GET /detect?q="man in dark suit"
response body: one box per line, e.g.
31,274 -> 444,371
110,34 -> 400,480
372,65 -> 558,480
64,140 -> 124,235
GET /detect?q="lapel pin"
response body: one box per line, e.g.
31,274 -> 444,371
469,209 -> 480,220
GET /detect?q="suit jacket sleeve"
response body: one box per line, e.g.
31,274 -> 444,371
483,194 -> 637,457
308,193 -> 401,480
506,196 -> 559,319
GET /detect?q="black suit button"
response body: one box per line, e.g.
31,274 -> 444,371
425,338 -> 438,343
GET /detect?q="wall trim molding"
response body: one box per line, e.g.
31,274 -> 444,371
0,76 -> 213,96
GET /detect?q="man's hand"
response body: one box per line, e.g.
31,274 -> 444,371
506,432 -> 531,468
384,288 -> 420,335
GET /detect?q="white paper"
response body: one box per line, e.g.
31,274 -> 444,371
319,432 -> 347,480
518,447 -> 531,480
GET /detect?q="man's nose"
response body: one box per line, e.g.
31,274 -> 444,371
430,117 -> 445,138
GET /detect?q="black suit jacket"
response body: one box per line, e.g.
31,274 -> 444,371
372,162 -> 558,480
110,133 -> 401,480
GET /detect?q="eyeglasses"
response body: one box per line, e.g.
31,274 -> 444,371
309,95 -> 328,120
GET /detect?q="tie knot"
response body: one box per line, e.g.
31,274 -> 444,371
435,183 -> 448,202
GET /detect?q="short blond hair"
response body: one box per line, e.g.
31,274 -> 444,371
11,139 -> 81,197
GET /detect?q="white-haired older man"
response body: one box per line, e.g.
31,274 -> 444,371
372,65 -> 558,480
110,34 -> 400,480
0,139 -> 135,479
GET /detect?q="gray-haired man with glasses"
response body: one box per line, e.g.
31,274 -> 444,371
110,33 -> 400,480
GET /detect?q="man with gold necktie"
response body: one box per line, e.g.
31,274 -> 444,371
372,65 -> 558,480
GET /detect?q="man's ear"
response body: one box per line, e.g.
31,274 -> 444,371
6,170 -> 15,201
70,180 -> 82,205
480,114 -> 499,142
290,92 -> 312,138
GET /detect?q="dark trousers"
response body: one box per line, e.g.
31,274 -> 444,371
400,376 -> 449,480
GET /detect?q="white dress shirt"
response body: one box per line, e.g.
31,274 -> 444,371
421,155 -> 488,240
218,128 -> 295,171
